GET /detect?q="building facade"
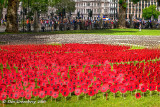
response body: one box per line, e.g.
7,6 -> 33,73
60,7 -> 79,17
73,0 -> 111,20
73,0 -> 160,20
126,0 -> 160,19
1,0 -> 160,20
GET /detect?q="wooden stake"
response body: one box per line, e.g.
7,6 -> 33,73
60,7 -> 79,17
106,93 -> 108,100
15,100 -> 17,105
114,93 -> 115,98
2,100 -> 4,107
77,95 -> 79,101
27,100 -> 29,106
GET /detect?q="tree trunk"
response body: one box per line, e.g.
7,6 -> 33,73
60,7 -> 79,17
5,0 -> 19,33
0,4 -> 3,20
118,3 -> 126,28
33,10 -> 39,32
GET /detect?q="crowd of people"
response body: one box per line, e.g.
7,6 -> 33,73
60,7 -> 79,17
39,18 -> 160,32
1,17 -> 160,31
0,18 -> 7,26
39,18 -> 120,32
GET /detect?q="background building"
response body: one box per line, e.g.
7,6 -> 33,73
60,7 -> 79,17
126,0 -> 160,19
73,0 -> 111,20
1,0 -> 160,20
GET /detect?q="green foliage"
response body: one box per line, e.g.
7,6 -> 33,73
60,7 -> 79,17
20,0 -> 60,18
142,5 -> 160,20
132,0 -> 141,4
122,3 -> 127,9
119,0 -> 123,4
0,0 -> 8,8
54,0 -> 76,14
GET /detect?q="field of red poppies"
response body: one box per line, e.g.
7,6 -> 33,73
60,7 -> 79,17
0,44 -> 160,106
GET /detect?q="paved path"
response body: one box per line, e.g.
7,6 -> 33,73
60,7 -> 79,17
0,34 -> 160,48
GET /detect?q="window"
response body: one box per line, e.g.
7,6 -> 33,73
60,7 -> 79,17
98,9 -> 101,13
87,9 -> 91,13
87,3 -> 90,6
98,3 -> 100,6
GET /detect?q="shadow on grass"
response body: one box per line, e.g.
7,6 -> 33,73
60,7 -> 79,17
50,29 -> 138,35
0,29 -> 138,35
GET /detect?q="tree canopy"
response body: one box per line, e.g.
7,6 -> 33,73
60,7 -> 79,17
142,5 -> 160,20
54,0 -> 76,14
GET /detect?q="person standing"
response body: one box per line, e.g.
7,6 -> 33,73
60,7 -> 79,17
139,23 -> 141,31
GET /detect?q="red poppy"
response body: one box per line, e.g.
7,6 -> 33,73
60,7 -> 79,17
127,85 -> 135,91
119,86 -> 127,93
6,88 -> 12,95
55,84 -> 61,89
13,92 -> 20,99
28,84 -> 35,91
149,84 -> 156,91
96,84 -> 101,90
100,84 -> 109,92
0,85 -> 5,93
68,86 -> 74,93
52,91 -> 59,98
37,81 -> 42,86
110,85 -> 118,93
48,90 -> 53,96
86,80 -> 91,85
19,90 -> 25,98
0,92 -> 7,100
93,87 -> 99,94
25,92 -> 31,100
135,93 -> 141,99
25,88 -> 31,93
140,85 -> 148,93
157,85 -> 160,92
11,84 -> 16,91
33,89 -> 39,96
23,81 -> 28,87
75,88 -> 82,96
39,91 -> 45,98
61,89 -> 69,97
81,85 -> 89,94
88,89 -> 95,96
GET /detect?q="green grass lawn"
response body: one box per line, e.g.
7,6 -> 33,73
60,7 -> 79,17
0,29 -> 160,36
1,90 -> 160,107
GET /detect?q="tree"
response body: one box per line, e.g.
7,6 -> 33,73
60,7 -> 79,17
142,5 -> 160,20
0,0 -> 8,21
118,0 -> 127,28
118,0 -> 147,28
54,0 -> 76,16
5,0 -> 19,33
5,0 -> 59,33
